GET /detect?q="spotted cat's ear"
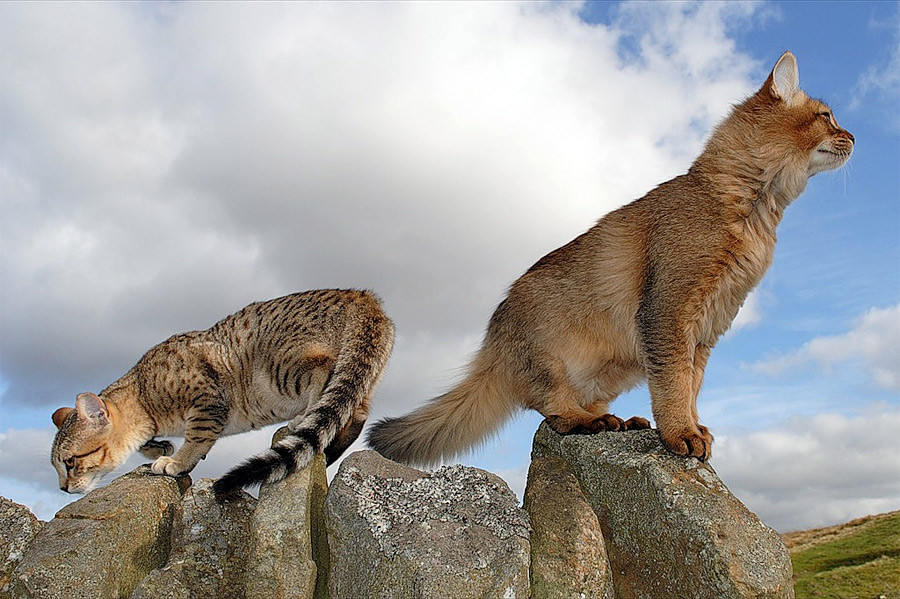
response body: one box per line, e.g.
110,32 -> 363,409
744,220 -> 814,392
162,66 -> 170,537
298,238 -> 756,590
75,392 -> 109,426
52,407 -> 74,429
768,51 -> 800,105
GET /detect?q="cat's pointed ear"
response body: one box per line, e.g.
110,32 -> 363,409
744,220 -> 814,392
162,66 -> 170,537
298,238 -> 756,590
75,393 -> 109,426
768,51 -> 800,105
52,407 -> 75,429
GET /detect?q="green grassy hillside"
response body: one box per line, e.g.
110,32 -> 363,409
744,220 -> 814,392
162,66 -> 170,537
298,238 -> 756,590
784,510 -> 900,599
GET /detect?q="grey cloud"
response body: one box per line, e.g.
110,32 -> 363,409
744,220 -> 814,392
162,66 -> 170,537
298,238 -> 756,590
2,2 -> 760,411
713,404 -> 900,532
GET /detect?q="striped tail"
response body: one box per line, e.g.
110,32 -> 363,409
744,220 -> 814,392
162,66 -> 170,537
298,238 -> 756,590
213,314 -> 393,499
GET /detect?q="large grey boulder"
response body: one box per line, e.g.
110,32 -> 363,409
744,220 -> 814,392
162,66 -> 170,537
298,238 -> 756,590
325,450 -> 531,599
523,456 -> 614,599
532,422 -> 794,599
1,497 -> 44,598
130,478 -> 256,599
245,447 -> 329,599
10,466 -> 190,599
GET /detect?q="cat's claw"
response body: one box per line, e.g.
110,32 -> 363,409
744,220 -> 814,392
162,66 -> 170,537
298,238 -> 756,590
660,426 -> 714,461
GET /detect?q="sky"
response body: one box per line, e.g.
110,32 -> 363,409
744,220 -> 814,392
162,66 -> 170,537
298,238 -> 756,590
1,1 -> 898,533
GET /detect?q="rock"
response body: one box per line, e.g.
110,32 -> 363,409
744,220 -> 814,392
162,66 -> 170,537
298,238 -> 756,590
325,450 -> 530,599
1,497 -> 44,598
10,466 -> 190,599
532,422 -> 794,599
523,456 -> 614,599
244,427 -> 330,599
130,479 -> 256,599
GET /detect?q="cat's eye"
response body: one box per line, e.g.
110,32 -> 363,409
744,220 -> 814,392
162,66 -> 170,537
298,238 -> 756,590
64,457 -> 76,469
818,112 -> 833,123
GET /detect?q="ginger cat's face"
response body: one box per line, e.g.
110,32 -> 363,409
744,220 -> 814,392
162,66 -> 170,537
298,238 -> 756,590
51,393 -> 124,493
756,52 -> 854,181
803,100 -> 854,175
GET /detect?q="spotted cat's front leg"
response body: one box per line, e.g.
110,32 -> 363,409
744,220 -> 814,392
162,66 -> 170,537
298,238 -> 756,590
150,441 -> 214,476
150,401 -> 227,476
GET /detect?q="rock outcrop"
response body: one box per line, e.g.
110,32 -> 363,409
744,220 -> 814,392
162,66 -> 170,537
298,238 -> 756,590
245,451 -> 328,599
9,467 -> 190,599
524,456 -> 615,599
1,498 -> 44,597
532,422 -> 794,599
2,423 -> 795,599
324,450 -> 531,599
130,479 -> 256,599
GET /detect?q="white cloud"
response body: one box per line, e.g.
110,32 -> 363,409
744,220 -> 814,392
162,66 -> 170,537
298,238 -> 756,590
727,289 -> 763,334
0,2 -> 764,409
749,304 -> 900,392
713,403 -> 900,532
852,17 -> 900,131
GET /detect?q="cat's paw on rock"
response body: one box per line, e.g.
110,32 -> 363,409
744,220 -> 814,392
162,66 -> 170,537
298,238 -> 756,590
150,455 -> 187,476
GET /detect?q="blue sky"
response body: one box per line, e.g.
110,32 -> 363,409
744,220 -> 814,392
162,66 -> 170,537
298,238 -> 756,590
1,1 -> 898,532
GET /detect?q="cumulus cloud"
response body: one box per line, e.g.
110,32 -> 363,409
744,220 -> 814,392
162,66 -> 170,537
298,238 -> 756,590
727,289 -> 764,334
749,304 -> 900,392
713,403 -> 900,532
852,12 -> 900,132
0,1 -> 764,411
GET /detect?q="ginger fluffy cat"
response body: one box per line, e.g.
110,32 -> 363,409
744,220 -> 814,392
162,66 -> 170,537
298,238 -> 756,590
369,51 -> 854,464
51,289 -> 394,497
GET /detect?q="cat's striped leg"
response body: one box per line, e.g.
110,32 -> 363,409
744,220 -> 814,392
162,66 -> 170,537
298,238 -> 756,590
151,400 -> 228,476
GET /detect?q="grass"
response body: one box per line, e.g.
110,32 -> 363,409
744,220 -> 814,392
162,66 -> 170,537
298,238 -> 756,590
785,511 -> 900,599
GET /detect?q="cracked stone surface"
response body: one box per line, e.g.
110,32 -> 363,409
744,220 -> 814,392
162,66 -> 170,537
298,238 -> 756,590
532,422 -> 794,599
524,455 -> 614,599
325,450 -> 530,599
130,478 -> 256,599
1,497 -> 44,596
9,466 -> 190,599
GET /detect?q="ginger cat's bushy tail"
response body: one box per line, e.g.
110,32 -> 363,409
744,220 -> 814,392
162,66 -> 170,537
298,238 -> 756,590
368,354 -> 517,467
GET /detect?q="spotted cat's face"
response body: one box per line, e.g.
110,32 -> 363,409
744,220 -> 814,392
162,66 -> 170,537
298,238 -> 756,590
51,393 -> 122,493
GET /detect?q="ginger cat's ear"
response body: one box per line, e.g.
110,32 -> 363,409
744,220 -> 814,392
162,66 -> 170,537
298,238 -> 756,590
52,407 -> 74,429
769,51 -> 800,105
75,392 -> 109,426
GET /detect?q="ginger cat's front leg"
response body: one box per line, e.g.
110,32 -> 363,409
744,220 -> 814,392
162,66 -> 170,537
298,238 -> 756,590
648,358 -> 713,461
643,334 -> 713,460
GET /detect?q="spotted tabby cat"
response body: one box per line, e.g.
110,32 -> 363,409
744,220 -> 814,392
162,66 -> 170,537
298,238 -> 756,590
51,289 -> 394,498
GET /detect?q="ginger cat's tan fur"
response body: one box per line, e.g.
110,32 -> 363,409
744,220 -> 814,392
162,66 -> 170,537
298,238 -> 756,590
369,52 -> 854,464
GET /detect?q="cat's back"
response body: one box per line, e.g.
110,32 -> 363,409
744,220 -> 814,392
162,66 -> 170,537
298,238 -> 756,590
213,289 -> 389,348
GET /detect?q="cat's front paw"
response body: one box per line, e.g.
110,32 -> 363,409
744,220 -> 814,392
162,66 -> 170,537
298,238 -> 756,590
139,439 -> 175,459
150,455 -> 189,476
660,426 -> 714,461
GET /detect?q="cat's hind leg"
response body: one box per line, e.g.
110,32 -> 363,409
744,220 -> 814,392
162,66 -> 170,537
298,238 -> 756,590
527,356 -> 626,434
324,397 -> 370,465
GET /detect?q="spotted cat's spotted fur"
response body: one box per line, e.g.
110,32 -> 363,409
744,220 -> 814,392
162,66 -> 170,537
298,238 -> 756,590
51,289 -> 394,498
